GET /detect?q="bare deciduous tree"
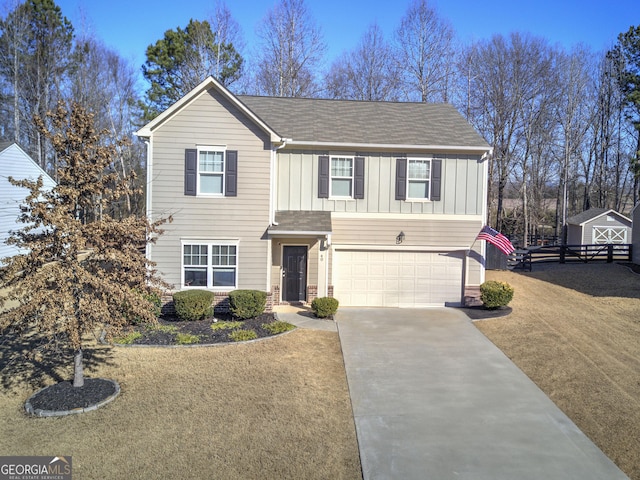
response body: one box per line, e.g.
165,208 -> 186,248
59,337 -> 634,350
253,0 -> 325,97
395,0 -> 454,102
324,23 -> 399,101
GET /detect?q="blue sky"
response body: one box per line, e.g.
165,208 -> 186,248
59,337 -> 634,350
54,0 -> 640,71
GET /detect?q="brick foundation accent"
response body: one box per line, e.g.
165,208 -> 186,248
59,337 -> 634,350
464,286 -> 482,306
307,285 -> 318,303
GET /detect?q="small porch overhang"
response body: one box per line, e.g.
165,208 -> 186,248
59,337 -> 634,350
267,211 -> 333,241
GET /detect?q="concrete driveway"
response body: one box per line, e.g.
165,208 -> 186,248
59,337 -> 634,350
337,308 -> 627,480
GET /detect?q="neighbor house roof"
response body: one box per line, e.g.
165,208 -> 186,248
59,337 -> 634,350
268,211 -> 332,236
566,208 -> 631,226
238,95 -> 490,151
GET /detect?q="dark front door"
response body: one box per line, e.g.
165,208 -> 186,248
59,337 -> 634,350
283,246 -> 308,302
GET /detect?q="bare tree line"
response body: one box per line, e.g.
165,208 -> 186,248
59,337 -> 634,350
1,0 -> 638,243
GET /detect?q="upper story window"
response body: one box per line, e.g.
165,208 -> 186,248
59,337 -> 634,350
199,149 -> 225,194
318,155 -> 364,199
184,148 -> 238,197
407,159 -> 431,200
331,157 -> 353,197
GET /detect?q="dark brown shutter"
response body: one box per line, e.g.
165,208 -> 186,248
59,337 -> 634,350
395,158 -> 407,201
225,150 -> 238,197
354,157 -> 365,199
318,155 -> 329,198
431,159 -> 442,201
184,149 -> 197,196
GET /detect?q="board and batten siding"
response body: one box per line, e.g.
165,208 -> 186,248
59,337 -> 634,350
276,150 -> 485,215
149,88 -> 272,291
0,144 -> 56,259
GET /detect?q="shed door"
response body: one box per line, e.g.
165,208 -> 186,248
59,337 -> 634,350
593,226 -> 627,244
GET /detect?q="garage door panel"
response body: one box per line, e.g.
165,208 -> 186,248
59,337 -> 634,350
334,250 -> 462,307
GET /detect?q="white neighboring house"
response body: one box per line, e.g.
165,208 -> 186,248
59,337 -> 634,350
0,142 -> 56,260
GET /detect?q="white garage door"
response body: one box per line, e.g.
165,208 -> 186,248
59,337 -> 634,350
333,250 -> 463,307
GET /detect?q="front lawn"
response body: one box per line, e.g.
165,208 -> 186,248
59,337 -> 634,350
476,263 -> 640,480
0,330 -> 362,479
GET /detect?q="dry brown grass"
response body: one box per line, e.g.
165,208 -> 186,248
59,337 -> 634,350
476,263 -> 640,480
0,330 -> 362,480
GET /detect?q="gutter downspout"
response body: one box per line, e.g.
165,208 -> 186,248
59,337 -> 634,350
270,138 -> 291,226
144,139 -> 152,263
267,138 -> 291,294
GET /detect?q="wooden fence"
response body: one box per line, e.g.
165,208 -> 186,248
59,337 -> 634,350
486,243 -> 633,270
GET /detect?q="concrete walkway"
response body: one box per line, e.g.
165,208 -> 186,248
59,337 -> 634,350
336,308 -> 628,480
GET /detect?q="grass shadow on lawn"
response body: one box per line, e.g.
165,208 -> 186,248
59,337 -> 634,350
510,261 -> 640,299
0,331 -> 116,390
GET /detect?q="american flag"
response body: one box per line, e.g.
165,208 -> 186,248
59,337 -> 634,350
477,225 -> 515,255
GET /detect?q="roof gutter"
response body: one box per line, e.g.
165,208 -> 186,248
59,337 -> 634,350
285,140 -> 492,154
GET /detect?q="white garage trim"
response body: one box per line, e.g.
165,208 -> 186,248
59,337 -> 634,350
333,248 -> 465,308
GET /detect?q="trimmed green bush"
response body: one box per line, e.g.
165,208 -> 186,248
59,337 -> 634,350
173,290 -> 214,321
311,297 -> 339,318
480,281 -> 514,309
228,290 -> 267,320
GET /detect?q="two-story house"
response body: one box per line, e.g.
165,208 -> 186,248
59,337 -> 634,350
136,77 -> 491,309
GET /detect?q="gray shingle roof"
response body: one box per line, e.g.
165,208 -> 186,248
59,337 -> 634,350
237,96 -> 489,149
268,211 -> 332,234
566,208 -> 609,225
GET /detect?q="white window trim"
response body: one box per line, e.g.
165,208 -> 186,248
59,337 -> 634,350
197,145 -> 227,196
330,155 -> 355,199
181,239 -> 239,290
406,158 -> 432,202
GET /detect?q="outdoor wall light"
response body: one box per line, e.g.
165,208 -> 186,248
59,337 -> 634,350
396,231 -> 405,244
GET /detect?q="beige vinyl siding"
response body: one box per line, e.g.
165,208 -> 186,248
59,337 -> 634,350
331,217 -> 480,246
149,88 -> 271,291
277,150 -> 485,215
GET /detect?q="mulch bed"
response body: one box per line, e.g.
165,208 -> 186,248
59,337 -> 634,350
456,305 -> 512,320
119,313 -> 285,346
26,378 -> 117,414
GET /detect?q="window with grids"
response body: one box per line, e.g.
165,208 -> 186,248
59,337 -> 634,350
407,159 -> 431,199
331,157 -> 353,197
183,243 -> 237,288
199,149 -> 225,194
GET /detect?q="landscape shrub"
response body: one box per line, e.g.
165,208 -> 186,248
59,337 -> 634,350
175,333 -> 201,345
211,320 -> 243,331
262,321 -> 295,335
173,290 -> 214,321
126,288 -> 162,324
311,297 -> 339,318
228,290 -> 267,320
480,281 -> 514,309
229,329 -> 258,342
